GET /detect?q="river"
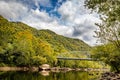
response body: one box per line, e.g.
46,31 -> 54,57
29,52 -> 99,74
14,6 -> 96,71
0,71 -> 101,80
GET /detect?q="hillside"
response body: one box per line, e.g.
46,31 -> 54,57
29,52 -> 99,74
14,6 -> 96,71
37,30 -> 91,52
0,15 -> 91,67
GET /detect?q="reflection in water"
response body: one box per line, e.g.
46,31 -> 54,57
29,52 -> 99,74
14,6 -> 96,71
39,70 -> 50,76
0,71 -> 100,80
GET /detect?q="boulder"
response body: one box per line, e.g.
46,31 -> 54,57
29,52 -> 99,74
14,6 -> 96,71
39,64 -> 50,70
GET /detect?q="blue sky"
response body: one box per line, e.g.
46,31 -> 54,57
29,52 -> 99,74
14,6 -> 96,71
0,0 -> 101,46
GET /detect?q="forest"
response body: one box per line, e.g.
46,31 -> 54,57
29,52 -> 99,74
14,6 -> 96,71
0,15 -> 102,68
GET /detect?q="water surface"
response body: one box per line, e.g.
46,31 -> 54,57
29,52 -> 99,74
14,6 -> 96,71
0,71 -> 100,80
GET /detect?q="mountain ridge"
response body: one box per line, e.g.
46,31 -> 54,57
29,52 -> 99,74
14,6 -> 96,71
0,15 -> 91,66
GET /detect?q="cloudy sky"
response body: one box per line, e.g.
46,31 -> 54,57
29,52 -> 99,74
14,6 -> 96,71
0,0 -> 101,46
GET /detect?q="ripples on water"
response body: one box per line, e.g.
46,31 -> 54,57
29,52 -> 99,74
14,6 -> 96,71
0,71 -> 100,80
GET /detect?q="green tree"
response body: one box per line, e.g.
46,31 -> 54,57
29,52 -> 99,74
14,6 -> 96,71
85,0 -> 120,48
85,0 -> 120,72
13,30 -> 35,66
36,39 -> 57,66
91,43 -> 120,72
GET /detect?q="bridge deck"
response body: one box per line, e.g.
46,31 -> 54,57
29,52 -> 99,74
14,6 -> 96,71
57,57 -> 99,61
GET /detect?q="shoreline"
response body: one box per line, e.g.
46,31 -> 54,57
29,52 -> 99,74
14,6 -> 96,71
0,67 -> 29,71
0,66 -> 109,72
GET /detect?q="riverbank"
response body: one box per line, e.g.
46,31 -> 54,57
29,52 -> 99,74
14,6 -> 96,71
0,66 -> 109,72
99,72 -> 120,80
0,67 -> 29,71
50,67 -> 109,72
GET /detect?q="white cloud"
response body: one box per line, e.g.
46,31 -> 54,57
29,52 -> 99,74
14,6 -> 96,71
0,1 -> 28,21
0,0 -> 101,46
21,8 -> 71,36
58,0 -> 101,46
